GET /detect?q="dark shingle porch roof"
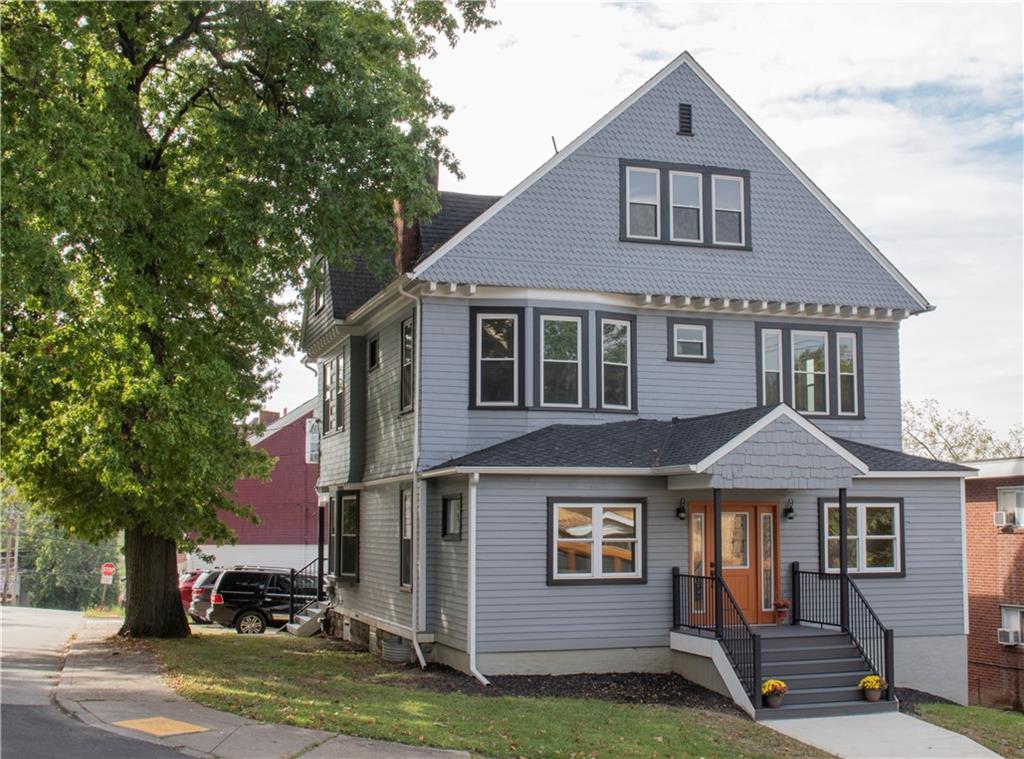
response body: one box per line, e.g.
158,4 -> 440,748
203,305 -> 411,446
427,405 -> 971,475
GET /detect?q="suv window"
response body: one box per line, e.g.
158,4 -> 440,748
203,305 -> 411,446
218,571 -> 266,592
196,571 -> 221,589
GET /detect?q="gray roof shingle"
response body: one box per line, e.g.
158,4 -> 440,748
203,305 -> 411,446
428,405 -> 970,474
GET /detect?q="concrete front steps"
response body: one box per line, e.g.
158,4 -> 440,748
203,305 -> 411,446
284,600 -> 329,637
755,628 -> 898,720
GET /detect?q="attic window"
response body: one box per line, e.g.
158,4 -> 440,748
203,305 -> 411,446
313,257 -> 326,312
678,103 -> 693,135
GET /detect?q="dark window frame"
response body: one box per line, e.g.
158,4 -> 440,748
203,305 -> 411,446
666,317 -> 714,363
400,317 -> 415,413
442,494 -> 463,541
533,308 -> 590,410
367,333 -> 380,373
321,353 -> 344,434
816,497 -> 906,579
468,306 -> 527,410
754,322 -> 865,421
546,496 -> 649,586
399,488 -> 413,589
596,311 -> 638,412
334,491 -> 360,582
619,159 -> 752,250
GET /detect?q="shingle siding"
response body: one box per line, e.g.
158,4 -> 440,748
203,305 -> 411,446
418,62 -> 922,311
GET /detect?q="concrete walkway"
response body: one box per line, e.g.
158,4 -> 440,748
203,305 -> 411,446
764,711 -> 1003,759
56,619 -> 468,759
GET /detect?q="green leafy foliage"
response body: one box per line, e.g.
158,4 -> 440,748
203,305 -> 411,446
1,1 -> 491,549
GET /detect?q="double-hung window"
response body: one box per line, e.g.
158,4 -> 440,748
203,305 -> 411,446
550,500 -> 645,583
473,310 -> 521,407
820,499 -> 903,576
442,495 -> 463,540
599,315 -> 633,410
626,167 -> 660,239
761,329 -> 783,405
399,489 -> 412,588
670,171 -> 702,242
792,331 -> 829,415
367,334 -> 380,372
712,174 -> 745,246
668,317 -> 712,362
336,494 -> 359,579
400,318 -> 414,412
322,353 -> 343,432
837,333 -> 858,415
997,487 -> 1024,526
539,314 -> 584,408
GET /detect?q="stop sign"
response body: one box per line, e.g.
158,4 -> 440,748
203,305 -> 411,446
101,562 -> 117,577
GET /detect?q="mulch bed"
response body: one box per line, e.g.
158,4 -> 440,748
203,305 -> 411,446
385,662 -> 742,714
895,687 -> 958,716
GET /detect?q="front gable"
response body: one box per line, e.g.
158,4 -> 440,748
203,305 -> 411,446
416,53 -> 927,313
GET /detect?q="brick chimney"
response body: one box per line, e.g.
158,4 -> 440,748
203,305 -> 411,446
393,160 -> 440,275
259,409 -> 281,427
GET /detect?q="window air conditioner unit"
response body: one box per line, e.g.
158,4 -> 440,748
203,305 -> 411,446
994,511 -> 1015,527
997,628 -> 1021,646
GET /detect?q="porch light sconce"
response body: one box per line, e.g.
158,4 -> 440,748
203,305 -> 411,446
676,499 -> 688,521
783,499 -> 795,521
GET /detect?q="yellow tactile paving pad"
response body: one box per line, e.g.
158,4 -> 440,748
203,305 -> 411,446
113,717 -> 209,737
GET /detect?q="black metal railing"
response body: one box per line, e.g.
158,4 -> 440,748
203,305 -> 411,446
792,562 -> 894,700
673,568 -> 762,707
288,556 -> 326,624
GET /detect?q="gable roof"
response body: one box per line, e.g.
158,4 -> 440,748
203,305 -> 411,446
414,52 -> 930,314
248,396 -> 317,446
425,405 -> 969,476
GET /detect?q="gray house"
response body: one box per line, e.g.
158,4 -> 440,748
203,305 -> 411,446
299,52 -> 973,719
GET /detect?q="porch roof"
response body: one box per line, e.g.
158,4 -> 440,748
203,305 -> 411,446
424,404 -> 973,480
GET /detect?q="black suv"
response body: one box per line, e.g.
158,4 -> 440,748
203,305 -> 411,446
208,567 -> 317,634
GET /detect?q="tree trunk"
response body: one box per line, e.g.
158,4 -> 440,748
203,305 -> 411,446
118,526 -> 190,638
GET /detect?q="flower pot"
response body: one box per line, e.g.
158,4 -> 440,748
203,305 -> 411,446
775,609 -> 789,626
765,693 -> 784,708
864,688 -> 882,702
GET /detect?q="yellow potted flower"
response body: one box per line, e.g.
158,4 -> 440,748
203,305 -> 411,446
858,674 -> 887,702
762,678 -> 788,708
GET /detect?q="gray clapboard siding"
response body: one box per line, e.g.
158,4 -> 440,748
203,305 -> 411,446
331,481 -> 412,629
425,475 -> 469,649
419,296 -> 902,471
363,307 -> 416,481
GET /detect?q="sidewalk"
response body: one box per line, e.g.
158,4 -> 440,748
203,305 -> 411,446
763,711 -> 1003,759
56,619 -> 468,759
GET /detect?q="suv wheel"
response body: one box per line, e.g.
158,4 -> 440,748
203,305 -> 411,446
235,610 -> 267,635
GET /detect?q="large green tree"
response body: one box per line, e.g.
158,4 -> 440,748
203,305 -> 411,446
1,1 -> 491,636
902,399 -> 1024,461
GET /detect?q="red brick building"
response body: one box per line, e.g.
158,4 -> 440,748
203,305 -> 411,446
185,397 -> 324,572
962,457 -> 1023,710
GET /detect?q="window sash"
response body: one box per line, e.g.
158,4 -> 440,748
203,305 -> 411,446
367,335 -> 379,371
761,329 -> 783,405
399,490 -> 412,587
792,331 -> 829,415
601,318 -> 632,410
540,315 -> 582,408
669,170 -> 703,243
626,167 -> 660,239
837,333 -> 858,416
997,488 -> 1024,525
338,496 -> 358,577
442,495 -> 462,540
476,313 -> 519,406
822,502 -> 901,574
552,502 -> 642,580
711,175 -> 745,246
400,318 -> 415,412
322,356 -> 343,432
673,323 -> 707,359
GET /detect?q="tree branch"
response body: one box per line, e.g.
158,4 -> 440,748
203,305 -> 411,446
133,10 -> 210,92
150,86 -> 210,168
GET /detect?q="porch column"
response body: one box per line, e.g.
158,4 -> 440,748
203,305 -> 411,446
838,486 -> 849,631
713,488 -> 723,638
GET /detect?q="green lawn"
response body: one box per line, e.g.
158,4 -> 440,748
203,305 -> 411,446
914,703 -> 1023,759
153,633 -> 828,759
83,605 -> 125,619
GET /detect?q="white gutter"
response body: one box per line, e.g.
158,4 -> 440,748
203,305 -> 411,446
467,472 -> 489,685
398,283 -> 427,669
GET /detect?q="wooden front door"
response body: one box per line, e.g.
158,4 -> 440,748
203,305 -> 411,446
690,502 -> 780,624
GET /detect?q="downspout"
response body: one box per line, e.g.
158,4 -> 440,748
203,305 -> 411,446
468,472 -> 490,685
398,280 -> 427,668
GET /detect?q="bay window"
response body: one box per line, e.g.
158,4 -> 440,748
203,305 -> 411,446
471,309 -> 523,408
792,331 -> 828,415
838,332 -> 858,415
539,313 -> 584,408
598,314 -> 634,410
820,499 -> 903,576
550,499 -> 646,584
321,352 -> 343,432
761,329 -> 783,405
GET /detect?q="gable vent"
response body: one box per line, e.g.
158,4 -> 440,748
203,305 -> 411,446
678,103 -> 693,135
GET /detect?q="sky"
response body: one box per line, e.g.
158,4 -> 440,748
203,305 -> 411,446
268,1 -> 1023,436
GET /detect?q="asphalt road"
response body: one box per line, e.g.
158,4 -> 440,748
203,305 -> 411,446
1,606 -> 185,758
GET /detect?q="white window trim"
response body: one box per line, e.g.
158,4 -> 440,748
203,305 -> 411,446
792,330 -> 830,416
475,313 -> 519,407
673,322 -> 707,359
600,317 -> 632,410
540,314 -> 583,409
625,166 -> 660,240
721,512 -> 750,569
822,501 -> 902,575
400,318 -> 414,412
761,512 -> 775,612
761,329 -> 783,405
552,502 -> 643,581
837,332 -> 859,417
711,174 -> 745,246
669,170 -> 703,243
400,489 -> 413,587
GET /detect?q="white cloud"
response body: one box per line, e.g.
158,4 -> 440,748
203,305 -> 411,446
268,1 -> 1023,436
